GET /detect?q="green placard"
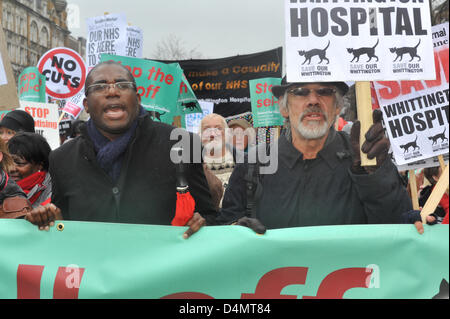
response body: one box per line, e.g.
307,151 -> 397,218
0,220 -> 448,299
101,54 -> 183,125
250,77 -> 284,127
17,67 -> 46,102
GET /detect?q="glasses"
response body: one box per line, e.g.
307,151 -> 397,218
287,87 -> 336,97
86,82 -> 136,95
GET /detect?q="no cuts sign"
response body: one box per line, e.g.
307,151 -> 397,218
37,47 -> 86,100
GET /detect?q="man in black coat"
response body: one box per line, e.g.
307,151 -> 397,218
26,61 -> 217,238
218,79 -> 431,233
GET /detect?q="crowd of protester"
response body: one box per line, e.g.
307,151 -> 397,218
0,61 -> 448,236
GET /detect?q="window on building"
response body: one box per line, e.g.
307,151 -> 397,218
41,27 -> 49,47
30,21 -> 39,43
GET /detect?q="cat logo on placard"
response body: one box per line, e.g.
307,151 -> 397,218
390,40 -> 422,62
347,39 -> 379,63
399,135 -> 423,161
298,41 -> 330,65
428,127 -> 449,152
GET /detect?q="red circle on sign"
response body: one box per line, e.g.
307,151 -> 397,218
37,47 -> 86,99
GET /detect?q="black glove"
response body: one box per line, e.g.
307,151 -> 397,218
350,109 -> 390,174
401,210 -> 438,225
233,217 -> 267,235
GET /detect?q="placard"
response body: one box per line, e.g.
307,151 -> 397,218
250,78 -> 284,127
19,101 -> 60,150
285,0 -> 435,82
17,67 -> 46,102
62,89 -> 85,119
374,22 -> 449,166
125,26 -> 144,59
37,47 -> 86,100
86,13 -> 128,70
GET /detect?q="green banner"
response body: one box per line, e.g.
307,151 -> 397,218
0,220 -> 448,299
100,54 -> 183,125
17,67 -> 46,102
250,78 -> 284,127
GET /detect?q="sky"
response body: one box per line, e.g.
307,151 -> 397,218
66,0 -> 285,60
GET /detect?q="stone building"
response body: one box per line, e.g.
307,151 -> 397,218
0,0 -> 86,82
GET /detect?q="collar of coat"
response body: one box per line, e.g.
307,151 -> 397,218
279,128 -> 349,170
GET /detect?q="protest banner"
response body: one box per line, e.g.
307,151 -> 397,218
250,78 -> 284,128
125,26 -> 144,59
285,0 -> 435,82
101,54 -> 183,125
86,13 -> 128,70
162,47 -> 283,118
0,27 -> 20,111
0,221 -> 447,299
374,22 -> 449,166
19,101 -> 60,150
37,47 -> 87,100
17,67 -> 46,103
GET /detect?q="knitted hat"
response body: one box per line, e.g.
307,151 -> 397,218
0,110 -> 35,133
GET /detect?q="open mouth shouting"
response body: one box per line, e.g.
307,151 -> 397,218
104,104 -> 127,121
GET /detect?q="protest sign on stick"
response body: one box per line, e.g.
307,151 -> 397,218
125,26 -> 144,59
37,47 -> 86,100
250,78 -> 284,128
19,101 -> 60,150
86,13 -> 128,71
285,0 -> 435,82
374,23 -> 449,166
17,67 -> 46,103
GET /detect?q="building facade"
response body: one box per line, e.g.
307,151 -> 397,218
0,0 -> 85,82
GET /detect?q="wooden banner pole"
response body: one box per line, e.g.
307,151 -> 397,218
438,155 -> 446,172
355,81 -> 377,166
57,112 -> 65,125
409,170 -> 420,210
420,164 -> 449,224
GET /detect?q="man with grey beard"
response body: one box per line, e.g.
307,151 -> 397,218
217,78 -> 413,232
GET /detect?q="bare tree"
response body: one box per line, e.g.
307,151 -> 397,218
152,34 -> 203,60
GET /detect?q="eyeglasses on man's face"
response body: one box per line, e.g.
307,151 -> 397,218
85,81 -> 136,96
287,87 -> 336,98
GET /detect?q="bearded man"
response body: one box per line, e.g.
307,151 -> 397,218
217,79 -> 414,230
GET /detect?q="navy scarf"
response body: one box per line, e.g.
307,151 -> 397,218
87,106 -> 146,183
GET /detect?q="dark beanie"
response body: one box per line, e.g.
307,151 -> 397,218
0,110 -> 35,133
